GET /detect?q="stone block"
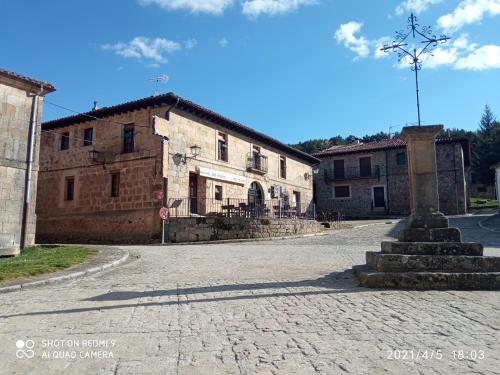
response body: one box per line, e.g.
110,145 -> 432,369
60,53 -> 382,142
355,266 -> 500,290
381,241 -> 483,256
397,228 -> 461,242
367,252 -> 500,273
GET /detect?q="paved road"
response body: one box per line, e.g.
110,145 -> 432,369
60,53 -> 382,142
1,217 -> 499,374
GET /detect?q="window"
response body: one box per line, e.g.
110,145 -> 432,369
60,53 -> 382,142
111,173 -> 120,197
65,177 -> 75,201
334,185 -> 350,198
123,125 -> 135,153
359,157 -> 372,177
60,132 -> 70,150
279,156 -> 287,179
396,152 -> 406,166
333,159 -> 345,178
253,145 -> 261,169
83,128 -> 93,146
218,132 -> 228,161
215,185 -> 223,201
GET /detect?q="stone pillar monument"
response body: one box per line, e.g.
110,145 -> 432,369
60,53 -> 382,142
403,125 -> 448,229
353,125 -> 500,290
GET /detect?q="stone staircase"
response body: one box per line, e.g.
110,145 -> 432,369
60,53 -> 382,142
353,227 -> 500,290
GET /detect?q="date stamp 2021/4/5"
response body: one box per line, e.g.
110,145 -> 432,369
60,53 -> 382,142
386,349 -> 486,361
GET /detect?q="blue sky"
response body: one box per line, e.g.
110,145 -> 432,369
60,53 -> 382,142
2,0 -> 500,143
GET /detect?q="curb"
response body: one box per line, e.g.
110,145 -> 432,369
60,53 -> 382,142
0,248 -> 130,294
159,231 -> 330,246
478,215 -> 500,234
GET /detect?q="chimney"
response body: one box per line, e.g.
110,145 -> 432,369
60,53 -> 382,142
92,101 -> 99,111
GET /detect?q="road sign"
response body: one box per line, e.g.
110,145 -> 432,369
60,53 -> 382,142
154,191 -> 164,200
159,207 -> 169,221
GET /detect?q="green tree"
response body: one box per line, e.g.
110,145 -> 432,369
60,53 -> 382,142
473,105 -> 500,183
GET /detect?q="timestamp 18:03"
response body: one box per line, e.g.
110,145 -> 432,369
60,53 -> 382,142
386,350 -> 486,361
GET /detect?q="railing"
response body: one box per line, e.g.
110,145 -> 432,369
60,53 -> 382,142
323,166 -> 381,181
247,153 -> 268,174
167,197 -> 316,219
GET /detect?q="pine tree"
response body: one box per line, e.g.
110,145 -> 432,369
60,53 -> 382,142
479,104 -> 496,134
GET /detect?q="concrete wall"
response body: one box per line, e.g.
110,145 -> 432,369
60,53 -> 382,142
0,78 -> 46,256
168,217 -> 323,243
36,104 -> 315,244
314,142 -> 467,218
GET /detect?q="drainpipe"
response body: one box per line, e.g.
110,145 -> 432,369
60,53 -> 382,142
20,91 -> 41,249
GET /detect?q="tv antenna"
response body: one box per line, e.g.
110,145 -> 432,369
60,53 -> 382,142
380,14 -> 450,126
149,74 -> 169,95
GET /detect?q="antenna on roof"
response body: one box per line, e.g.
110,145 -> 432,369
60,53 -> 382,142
149,74 -> 169,95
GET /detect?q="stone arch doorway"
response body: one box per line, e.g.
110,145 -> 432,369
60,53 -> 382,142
248,181 -> 264,205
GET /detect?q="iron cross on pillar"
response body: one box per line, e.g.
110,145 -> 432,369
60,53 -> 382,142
380,13 -> 450,126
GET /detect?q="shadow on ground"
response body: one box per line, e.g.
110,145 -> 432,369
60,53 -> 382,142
0,270 -> 372,319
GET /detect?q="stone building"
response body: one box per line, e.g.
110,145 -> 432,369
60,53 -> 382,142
313,138 -> 470,218
36,93 -> 319,244
0,68 -> 55,256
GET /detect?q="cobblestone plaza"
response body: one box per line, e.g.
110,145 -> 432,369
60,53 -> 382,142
1,216 -> 499,374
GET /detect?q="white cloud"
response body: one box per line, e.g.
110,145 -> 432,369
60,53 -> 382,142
102,37 -> 182,64
374,36 -> 392,59
395,0 -> 444,15
138,0 -> 234,15
455,45 -> 500,70
392,34 -> 500,71
184,38 -> 198,49
335,22 -> 370,59
219,37 -> 229,47
437,0 -> 500,33
242,0 -> 316,17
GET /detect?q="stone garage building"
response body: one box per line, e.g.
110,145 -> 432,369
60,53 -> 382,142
313,137 -> 471,218
0,68 -> 55,256
36,93 -> 319,244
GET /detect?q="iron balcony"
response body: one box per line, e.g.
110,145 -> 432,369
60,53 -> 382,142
247,153 -> 268,174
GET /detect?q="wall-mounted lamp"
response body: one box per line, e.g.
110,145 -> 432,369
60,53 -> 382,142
305,166 -> 320,181
175,144 -> 202,165
89,149 -> 106,168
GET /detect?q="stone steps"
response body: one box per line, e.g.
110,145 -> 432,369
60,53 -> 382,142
352,265 -> 500,290
381,241 -> 483,256
366,252 -> 500,273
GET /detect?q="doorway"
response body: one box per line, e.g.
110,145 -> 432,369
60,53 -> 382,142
189,173 -> 198,214
248,182 -> 263,205
373,186 -> 386,209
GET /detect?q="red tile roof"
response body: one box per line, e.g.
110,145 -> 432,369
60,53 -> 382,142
43,92 -> 319,165
314,137 -> 471,166
0,67 -> 55,92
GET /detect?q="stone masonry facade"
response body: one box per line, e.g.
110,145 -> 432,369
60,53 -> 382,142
36,93 -> 318,244
0,69 -> 54,255
168,217 -> 323,243
314,139 -> 469,218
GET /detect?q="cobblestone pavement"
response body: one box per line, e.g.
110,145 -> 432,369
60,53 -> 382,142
0,216 -> 499,375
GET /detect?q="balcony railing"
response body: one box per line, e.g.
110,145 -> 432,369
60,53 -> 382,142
247,153 -> 268,174
166,197 -> 316,219
323,166 -> 381,181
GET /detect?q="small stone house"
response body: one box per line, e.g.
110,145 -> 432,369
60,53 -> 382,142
313,138 -> 471,218
36,93 -> 319,244
0,68 -> 55,256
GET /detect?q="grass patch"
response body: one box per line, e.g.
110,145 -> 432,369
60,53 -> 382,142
0,245 -> 97,283
470,197 -> 498,209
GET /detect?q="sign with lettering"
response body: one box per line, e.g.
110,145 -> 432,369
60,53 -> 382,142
197,167 -> 246,185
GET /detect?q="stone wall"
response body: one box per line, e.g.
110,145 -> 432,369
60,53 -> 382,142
168,217 -> 323,243
0,79 -> 46,256
36,208 -> 160,244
